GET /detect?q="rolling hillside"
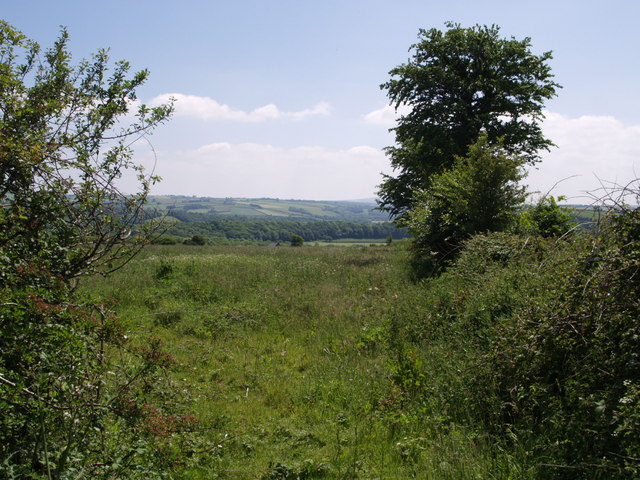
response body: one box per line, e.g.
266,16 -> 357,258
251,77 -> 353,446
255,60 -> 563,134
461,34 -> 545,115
146,196 -> 388,222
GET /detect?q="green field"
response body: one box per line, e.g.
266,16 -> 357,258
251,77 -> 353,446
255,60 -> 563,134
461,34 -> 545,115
146,196 -> 387,222
81,244 -> 528,479
76,220 -> 640,479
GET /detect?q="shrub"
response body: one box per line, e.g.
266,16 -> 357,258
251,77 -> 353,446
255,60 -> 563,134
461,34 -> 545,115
387,189 -> 640,476
0,269 -> 186,477
291,234 -> 304,247
481,204 -> 640,475
519,195 -> 576,237
152,235 -> 180,245
405,136 -> 526,277
183,234 -> 207,245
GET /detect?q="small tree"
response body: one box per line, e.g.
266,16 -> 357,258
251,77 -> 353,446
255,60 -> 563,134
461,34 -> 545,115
405,136 -> 527,276
290,234 -> 304,247
0,22 -> 183,477
0,21 -> 173,283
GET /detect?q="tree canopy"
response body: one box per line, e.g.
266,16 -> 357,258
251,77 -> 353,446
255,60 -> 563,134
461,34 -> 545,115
378,23 -> 560,217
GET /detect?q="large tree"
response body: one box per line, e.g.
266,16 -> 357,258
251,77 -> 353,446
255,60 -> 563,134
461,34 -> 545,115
378,23 -> 560,217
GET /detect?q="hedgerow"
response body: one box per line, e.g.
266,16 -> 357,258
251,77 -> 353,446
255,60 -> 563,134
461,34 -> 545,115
387,187 -> 640,478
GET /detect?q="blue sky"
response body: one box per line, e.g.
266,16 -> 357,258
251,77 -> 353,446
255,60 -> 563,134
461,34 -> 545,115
4,0 -> 640,201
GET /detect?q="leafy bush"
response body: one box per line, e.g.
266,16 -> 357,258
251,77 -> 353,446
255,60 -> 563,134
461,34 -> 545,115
290,234 -> 304,247
0,21 -> 203,478
152,235 -> 180,245
262,459 -> 331,479
382,175 -> 640,476
391,195 -> 640,476
183,234 -> 207,246
482,197 -> 640,476
405,136 -> 526,277
519,195 -> 576,237
0,266 -> 188,478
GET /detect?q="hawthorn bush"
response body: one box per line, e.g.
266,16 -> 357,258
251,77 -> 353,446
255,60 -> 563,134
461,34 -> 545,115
0,21 -> 199,478
404,136 -> 526,277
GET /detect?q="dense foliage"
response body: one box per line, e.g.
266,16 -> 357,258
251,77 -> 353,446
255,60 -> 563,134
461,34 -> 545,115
389,186 -> 640,478
484,200 -> 640,476
378,22 -> 559,217
404,136 -> 527,276
520,194 -> 576,237
0,22 -> 188,478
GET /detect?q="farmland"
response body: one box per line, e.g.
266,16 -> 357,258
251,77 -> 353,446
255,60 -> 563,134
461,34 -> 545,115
146,196 -> 388,222
144,196 -> 408,245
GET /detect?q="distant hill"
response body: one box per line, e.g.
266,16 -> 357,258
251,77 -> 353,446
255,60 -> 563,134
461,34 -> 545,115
146,196 -> 389,223
143,196 -> 600,245
143,196 -> 407,244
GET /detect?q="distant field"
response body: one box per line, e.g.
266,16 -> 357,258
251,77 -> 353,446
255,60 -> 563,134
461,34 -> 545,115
143,196 -> 598,246
143,196 -> 407,245
313,238 -> 390,246
146,195 -> 387,222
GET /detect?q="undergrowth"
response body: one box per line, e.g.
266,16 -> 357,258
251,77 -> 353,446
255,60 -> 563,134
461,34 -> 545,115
81,245 -> 530,478
79,201 -> 639,478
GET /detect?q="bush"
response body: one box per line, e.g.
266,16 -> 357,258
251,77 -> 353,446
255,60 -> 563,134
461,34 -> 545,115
183,234 -> 207,245
152,235 -> 180,245
0,267 -> 187,477
481,203 -> 640,475
387,185 -> 640,476
519,195 -> 576,237
405,136 -> 526,277
290,234 -> 304,247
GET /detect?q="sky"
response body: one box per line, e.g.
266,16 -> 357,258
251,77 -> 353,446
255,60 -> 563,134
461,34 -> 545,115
4,0 -> 640,202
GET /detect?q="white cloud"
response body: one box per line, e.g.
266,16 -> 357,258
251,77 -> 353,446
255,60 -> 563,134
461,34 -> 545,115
363,104 -> 412,126
127,106 -> 638,203
148,93 -> 330,122
362,105 -> 640,203
528,112 -> 640,202
147,142 -> 391,200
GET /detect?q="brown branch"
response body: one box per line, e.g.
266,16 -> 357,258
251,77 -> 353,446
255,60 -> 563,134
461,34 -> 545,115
0,372 -> 39,398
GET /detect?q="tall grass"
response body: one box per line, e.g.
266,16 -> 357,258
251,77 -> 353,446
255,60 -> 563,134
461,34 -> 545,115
81,245 -> 531,478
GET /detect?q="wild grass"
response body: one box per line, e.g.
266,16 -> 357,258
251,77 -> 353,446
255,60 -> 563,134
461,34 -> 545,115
81,244 -> 532,478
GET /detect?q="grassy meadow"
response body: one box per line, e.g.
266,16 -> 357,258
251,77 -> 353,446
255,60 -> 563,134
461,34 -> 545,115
80,244 -> 529,479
